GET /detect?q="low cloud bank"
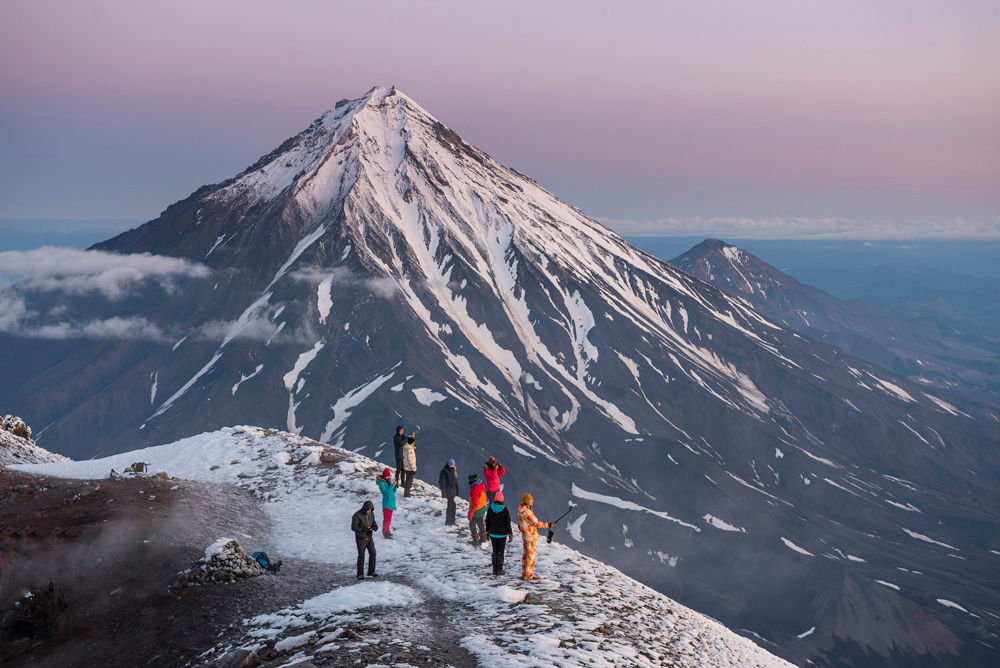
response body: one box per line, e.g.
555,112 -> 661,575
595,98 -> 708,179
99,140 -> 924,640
600,216 -> 1000,240
0,247 -> 211,296
0,292 -> 307,344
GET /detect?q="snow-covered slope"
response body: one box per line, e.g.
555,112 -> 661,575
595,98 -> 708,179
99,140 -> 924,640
15,426 -> 789,667
670,239 -> 1000,398
4,86 -> 999,665
0,415 -> 69,465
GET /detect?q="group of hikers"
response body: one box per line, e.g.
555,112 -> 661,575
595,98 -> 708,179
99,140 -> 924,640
350,425 -> 553,581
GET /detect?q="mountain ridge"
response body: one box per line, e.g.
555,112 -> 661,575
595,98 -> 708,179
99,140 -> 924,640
2,86 -> 999,666
670,238 -> 1000,398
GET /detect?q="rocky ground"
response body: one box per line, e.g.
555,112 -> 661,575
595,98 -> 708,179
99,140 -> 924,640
0,470 -> 339,667
12,427 -> 788,667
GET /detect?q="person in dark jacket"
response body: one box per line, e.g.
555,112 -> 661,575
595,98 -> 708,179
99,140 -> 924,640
485,491 -> 513,575
438,459 -> 460,525
351,500 -> 379,579
393,425 -> 407,485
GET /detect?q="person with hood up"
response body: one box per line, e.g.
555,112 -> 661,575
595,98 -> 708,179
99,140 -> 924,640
438,459 -> 460,525
401,435 -> 417,497
375,468 -> 398,538
351,500 -> 379,579
393,425 -> 407,485
485,491 -> 513,575
467,473 -> 487,546
483,456 -> 505,504
517,493 -> 550,581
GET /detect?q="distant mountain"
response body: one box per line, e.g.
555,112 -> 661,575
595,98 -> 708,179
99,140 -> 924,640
2,87 -> 999,666
671,239 -> 1000,398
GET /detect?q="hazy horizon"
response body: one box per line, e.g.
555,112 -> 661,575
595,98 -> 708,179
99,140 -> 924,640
2,1 -> 998,239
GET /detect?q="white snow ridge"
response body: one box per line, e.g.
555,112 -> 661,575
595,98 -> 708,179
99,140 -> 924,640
15,426 -> 789,667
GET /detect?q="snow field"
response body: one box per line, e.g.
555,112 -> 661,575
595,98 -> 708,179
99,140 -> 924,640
16,427 -> 789,667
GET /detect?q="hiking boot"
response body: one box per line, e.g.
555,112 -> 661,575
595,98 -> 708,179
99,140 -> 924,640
368,573 -> 378,578
357,574 -> 365,580
382,532 -> 393,539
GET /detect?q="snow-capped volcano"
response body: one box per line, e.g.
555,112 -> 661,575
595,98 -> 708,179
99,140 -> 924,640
3,87 -> 999,665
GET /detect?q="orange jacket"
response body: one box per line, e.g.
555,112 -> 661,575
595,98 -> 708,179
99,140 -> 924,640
518,503 -> 548,538
468,480 -> 487,519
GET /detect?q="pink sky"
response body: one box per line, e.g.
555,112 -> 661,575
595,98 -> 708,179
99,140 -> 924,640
1,1 -> 998,237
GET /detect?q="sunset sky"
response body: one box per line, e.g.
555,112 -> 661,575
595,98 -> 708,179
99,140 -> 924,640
1,1 -> 998,237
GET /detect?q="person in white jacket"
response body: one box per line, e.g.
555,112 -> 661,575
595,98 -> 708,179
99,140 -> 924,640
401,435 -> 417,497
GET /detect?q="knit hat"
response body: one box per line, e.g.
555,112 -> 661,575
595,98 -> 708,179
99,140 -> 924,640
522,493 -> 533,504
447,458 -> 455,467
494,491 -> 505,503
468,473 -> 477,483
407,436 -> 415,444
382,467 -> 391,478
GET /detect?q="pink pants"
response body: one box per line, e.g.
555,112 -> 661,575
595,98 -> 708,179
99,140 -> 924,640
383,508 -> 393,533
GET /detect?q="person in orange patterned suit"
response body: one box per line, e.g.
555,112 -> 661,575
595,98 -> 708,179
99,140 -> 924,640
517,493 -> 550,581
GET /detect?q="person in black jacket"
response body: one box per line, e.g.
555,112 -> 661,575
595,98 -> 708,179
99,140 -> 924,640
351,500 -> 378,579
485,491 -> 514,576
393,425 -> 407,485
438,459 -> 459,525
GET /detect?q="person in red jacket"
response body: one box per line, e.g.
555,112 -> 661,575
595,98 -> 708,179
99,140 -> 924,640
467,473 -> 488,546
483,456 -> 505,504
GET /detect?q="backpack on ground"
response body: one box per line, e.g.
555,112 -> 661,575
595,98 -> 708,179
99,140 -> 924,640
252,551 -> 282,574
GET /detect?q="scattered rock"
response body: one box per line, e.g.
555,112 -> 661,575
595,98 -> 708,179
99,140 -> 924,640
0,582 -> 69,657
1,415 -> 31,441
174,539 -> 265,588
215,648 -> 261,667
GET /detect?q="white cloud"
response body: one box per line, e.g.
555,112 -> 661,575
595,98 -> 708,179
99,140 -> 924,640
0,247 -> 211,297
291,266 -> 397,298
0,292 -> 169,341
31,317 -> 168,341
599,216 -> 1000,240
0,288 -> 311,344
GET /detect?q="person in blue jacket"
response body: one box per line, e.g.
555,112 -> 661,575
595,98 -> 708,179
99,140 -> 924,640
485,491 -> 514,576
376,467 -> 398,538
